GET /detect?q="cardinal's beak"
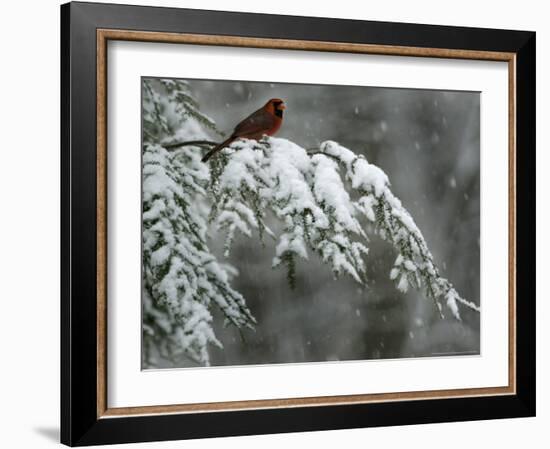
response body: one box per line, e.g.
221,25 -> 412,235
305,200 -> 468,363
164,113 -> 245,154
279,103 -> 286,110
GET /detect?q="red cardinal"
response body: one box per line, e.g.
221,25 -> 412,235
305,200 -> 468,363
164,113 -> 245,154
201,98 -> 286,163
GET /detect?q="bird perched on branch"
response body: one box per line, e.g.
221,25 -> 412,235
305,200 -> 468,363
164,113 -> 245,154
201,98 -> 286,162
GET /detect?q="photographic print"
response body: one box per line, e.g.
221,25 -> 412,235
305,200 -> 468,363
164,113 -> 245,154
62,6 -> 534,444
141,77 -> 481,369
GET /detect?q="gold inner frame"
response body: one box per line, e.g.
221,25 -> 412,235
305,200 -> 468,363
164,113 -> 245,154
96,29 -> 517,419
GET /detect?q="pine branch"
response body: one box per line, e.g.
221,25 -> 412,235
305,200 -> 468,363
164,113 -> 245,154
163,140 -> 219,150
306,150 -> 341,162
163,141 -> 339,156
208,137 -> 479,320
142,79 -> 256,367
142,144 -> 256,366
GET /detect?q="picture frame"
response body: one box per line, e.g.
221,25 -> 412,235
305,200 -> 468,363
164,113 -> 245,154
60,1 -> 535,446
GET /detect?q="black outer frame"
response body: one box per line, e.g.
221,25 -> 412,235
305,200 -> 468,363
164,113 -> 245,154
60,1 -> 536,446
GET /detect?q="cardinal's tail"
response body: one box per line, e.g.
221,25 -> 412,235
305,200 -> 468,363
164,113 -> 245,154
201,136 -> 236,163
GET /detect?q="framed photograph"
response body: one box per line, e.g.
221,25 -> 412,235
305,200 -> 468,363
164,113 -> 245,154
60,1 -> 535,446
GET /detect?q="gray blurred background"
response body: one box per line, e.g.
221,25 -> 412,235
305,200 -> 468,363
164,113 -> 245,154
177,79 -> 480,367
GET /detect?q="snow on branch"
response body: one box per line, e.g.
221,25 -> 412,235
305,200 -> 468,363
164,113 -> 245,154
208,137 -> 480,319
142,144 -> 256,366
142,79 -> 255,367
319,141 -> 480,318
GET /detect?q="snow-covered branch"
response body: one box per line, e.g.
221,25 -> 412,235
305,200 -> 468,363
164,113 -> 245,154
319,141 -> 480,318
208,137 -> 480,320
142,79 -> 255,367
142,144 -> 255,366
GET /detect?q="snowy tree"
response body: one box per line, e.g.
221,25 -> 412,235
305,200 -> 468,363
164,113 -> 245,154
142,80 -> 254,367
142,78 -> 480,367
